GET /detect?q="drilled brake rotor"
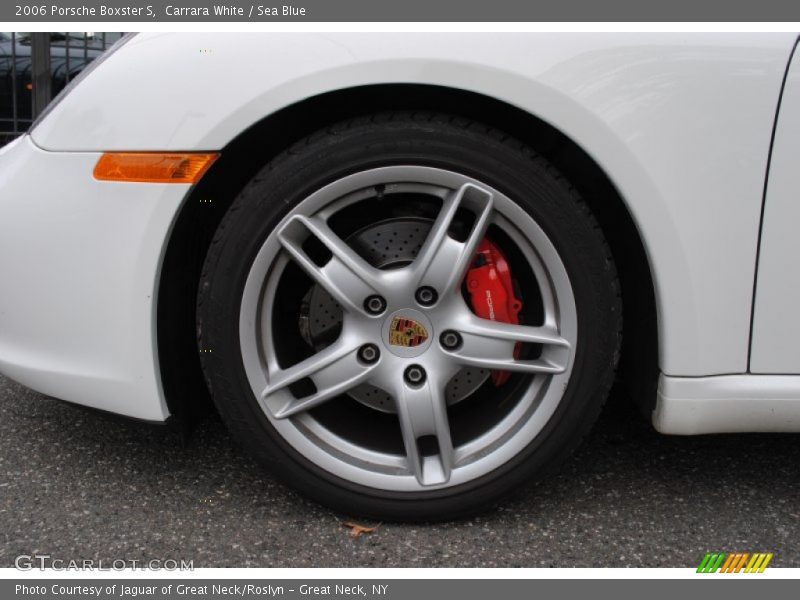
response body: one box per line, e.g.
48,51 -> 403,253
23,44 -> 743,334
299,217 -> 490,413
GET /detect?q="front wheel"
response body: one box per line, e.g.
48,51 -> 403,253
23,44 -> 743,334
198,113 -> 621,520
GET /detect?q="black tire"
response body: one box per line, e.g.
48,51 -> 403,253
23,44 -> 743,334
197,112 -> 621,521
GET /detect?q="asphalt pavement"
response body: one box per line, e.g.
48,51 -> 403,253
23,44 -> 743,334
1,374 -> 798,568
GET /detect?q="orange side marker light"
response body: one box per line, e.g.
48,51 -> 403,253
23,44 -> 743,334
94,152 -> 218,184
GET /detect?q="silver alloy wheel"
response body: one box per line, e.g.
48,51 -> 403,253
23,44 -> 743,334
239,166 -> 577,492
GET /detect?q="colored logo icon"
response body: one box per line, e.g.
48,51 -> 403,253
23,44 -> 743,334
389,317 -> 429,348
697,552 -> 773,573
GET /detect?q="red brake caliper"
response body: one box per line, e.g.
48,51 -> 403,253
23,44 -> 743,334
466,239 -> 523,386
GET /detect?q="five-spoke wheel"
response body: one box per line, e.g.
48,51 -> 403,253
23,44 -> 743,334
198,113 -> 620,519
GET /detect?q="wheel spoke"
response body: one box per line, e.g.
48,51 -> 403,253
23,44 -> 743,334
446,315 -> 571,374
413,183 -> 494,297
278,214 -> 384,315
394,378 -> 454,486
459,315 -> 571,347
260,339 -> 375,419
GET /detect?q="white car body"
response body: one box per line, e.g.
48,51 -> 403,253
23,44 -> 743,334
1,32 -> 800,433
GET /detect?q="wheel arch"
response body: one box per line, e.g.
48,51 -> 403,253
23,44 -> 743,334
157,84 -> 658,427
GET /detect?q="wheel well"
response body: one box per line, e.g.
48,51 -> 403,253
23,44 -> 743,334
157,84 -> 658,429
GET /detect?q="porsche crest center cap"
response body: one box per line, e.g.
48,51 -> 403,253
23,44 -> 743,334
389,316 -> 429,347
382,309 -> 433,358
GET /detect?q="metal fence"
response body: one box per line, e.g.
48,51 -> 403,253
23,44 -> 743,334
1,32 -> 124,146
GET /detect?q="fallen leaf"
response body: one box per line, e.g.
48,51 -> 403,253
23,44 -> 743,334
342,521 -> 381,538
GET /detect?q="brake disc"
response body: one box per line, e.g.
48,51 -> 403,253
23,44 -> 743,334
299,217 -> 490,413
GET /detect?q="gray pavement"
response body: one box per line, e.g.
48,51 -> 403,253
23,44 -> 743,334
1,374 -> 798,568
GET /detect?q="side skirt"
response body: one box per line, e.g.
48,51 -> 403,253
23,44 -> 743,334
654,374 -> 800,434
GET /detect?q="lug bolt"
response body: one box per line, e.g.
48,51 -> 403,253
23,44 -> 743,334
364,295 -> 387,315
440,330 -> 462,350
415,286 -> 438,307
358,344 -> 380,364
404,365 -> 426,385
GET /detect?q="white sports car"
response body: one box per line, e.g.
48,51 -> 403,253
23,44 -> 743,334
1,32 -> 799,519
